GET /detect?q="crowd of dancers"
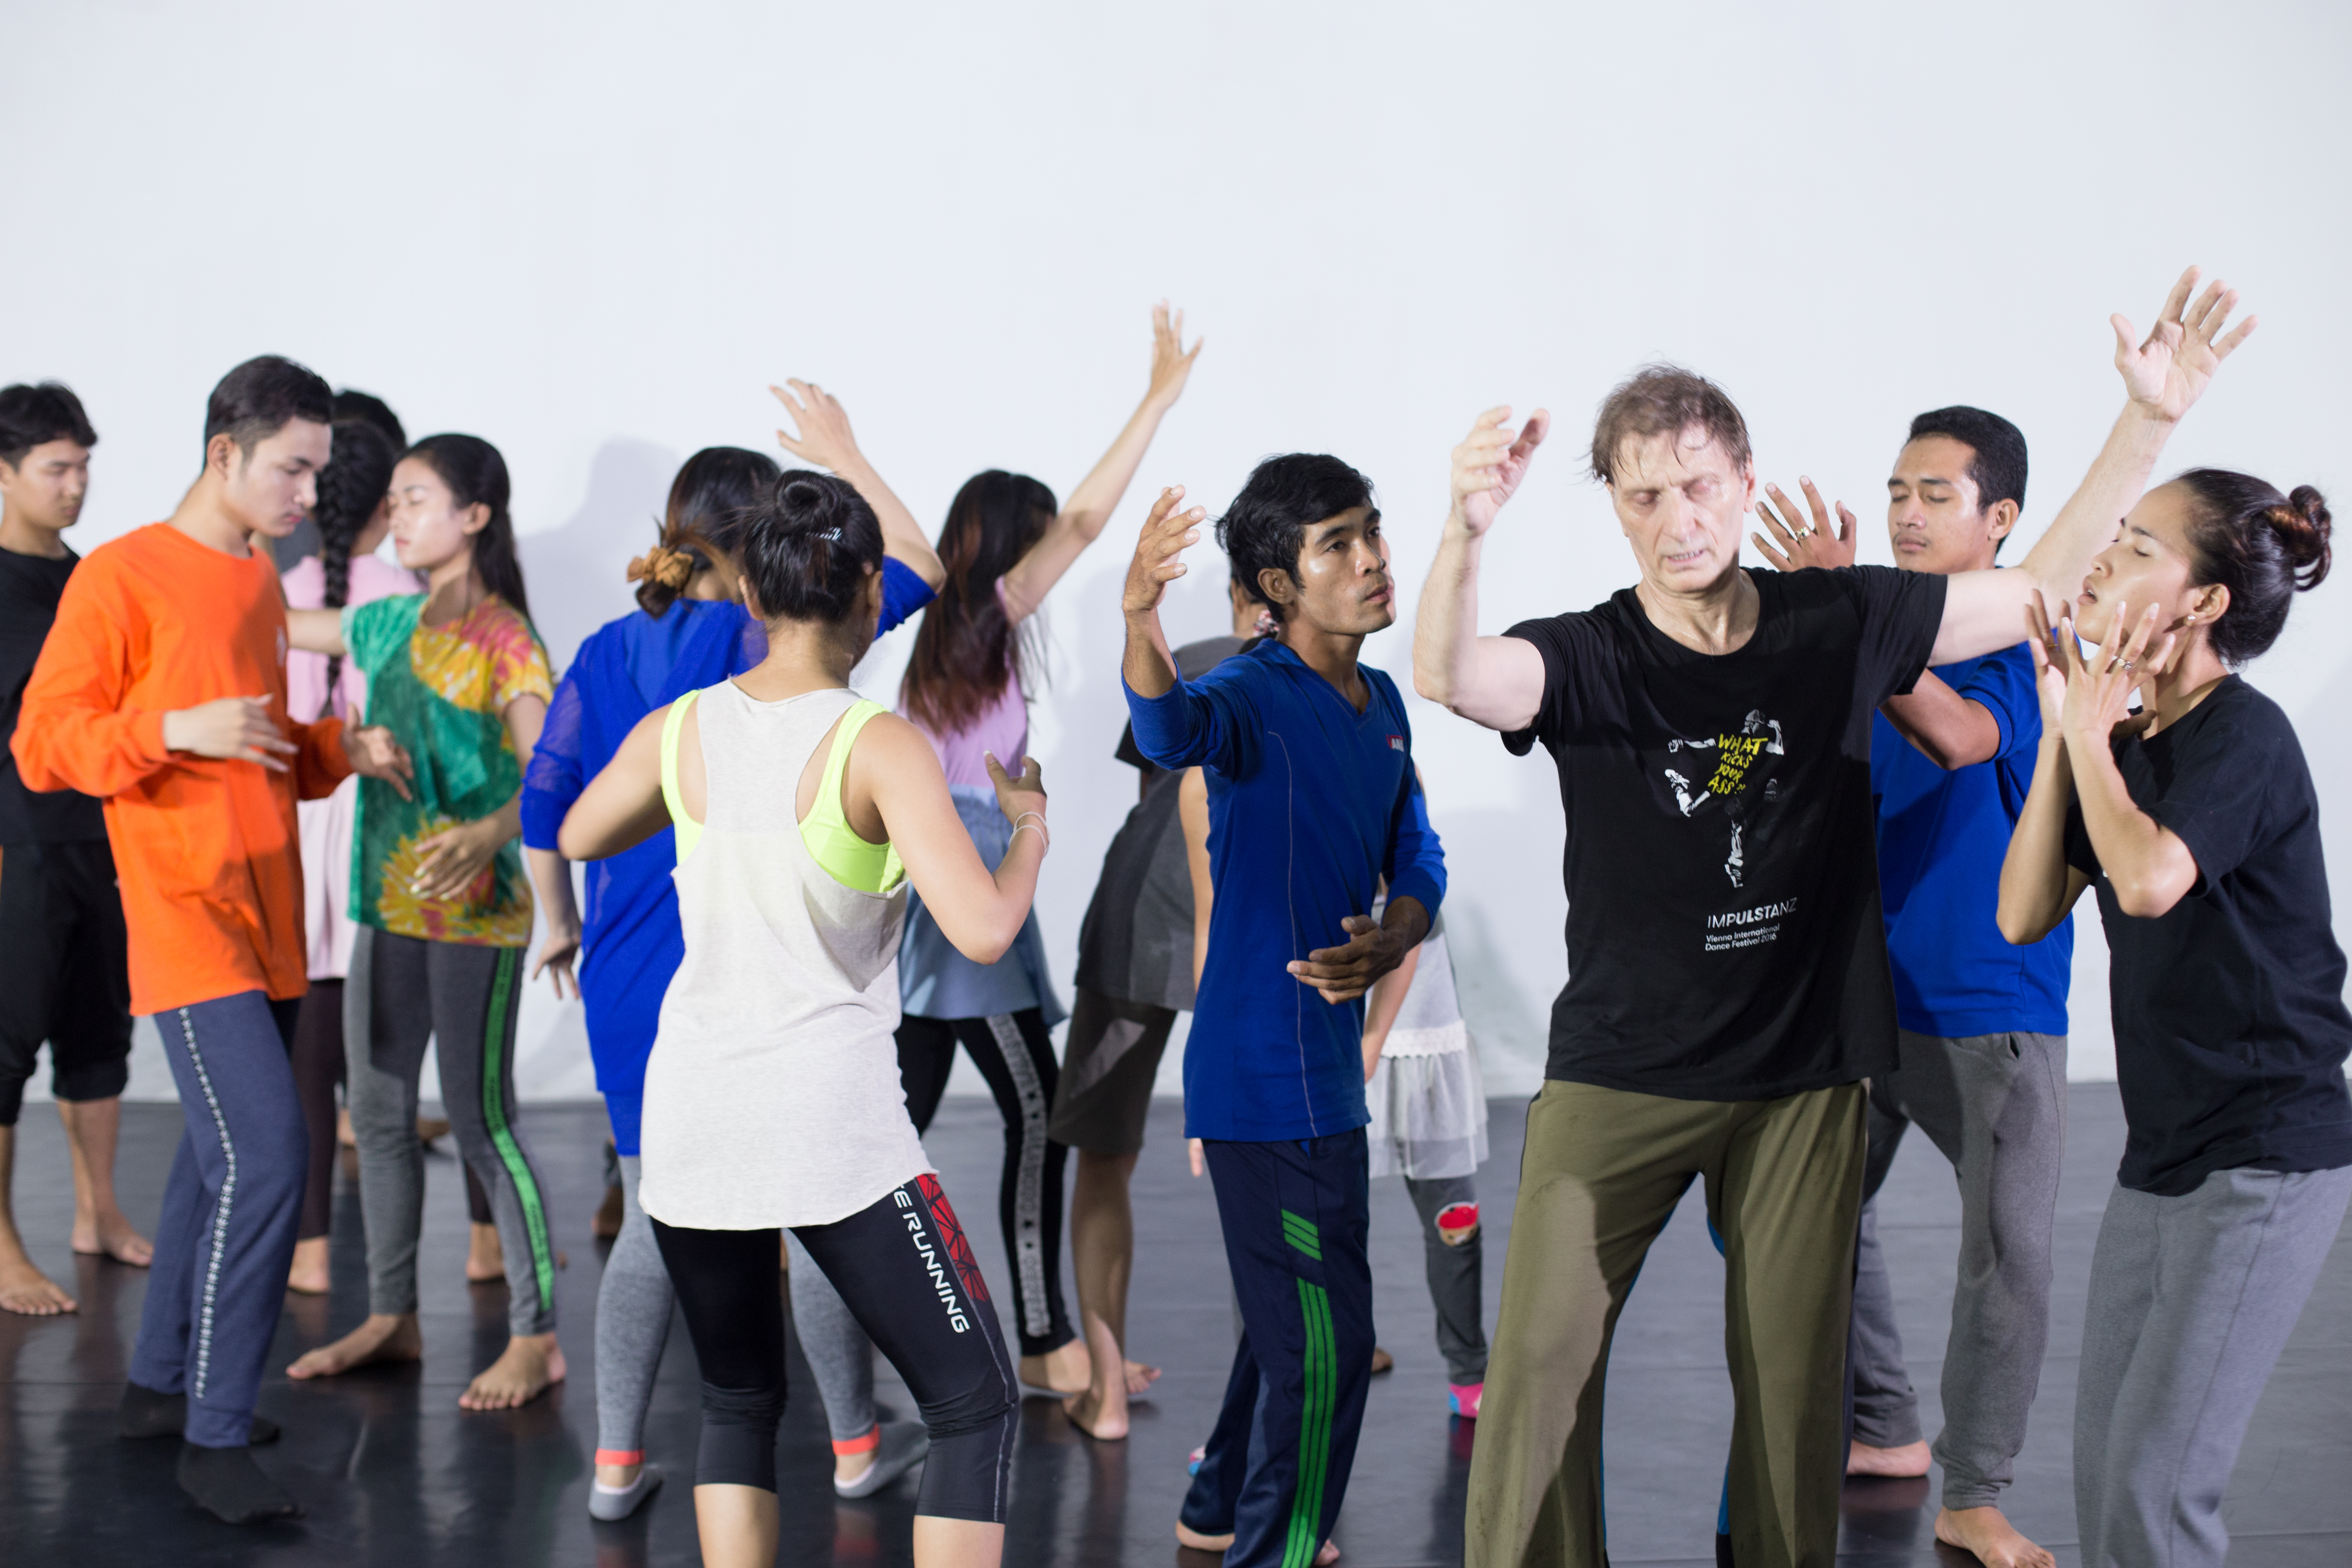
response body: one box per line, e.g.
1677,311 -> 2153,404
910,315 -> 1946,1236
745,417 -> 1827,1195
0,269 -> 2342,1568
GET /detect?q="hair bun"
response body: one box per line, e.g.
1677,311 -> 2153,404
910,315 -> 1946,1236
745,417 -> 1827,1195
2273,485 -> 2333,590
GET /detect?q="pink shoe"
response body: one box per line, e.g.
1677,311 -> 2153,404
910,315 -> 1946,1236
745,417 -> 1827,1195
1447,1382 -> 1483,1419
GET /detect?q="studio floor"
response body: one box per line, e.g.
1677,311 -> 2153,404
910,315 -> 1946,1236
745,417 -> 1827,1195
2,1085 -> 2346,1567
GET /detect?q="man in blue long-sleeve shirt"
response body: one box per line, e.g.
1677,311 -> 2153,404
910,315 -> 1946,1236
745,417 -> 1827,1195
1123,454 -> 1445,1568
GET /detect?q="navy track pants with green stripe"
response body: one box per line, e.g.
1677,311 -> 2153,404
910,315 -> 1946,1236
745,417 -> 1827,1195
1183,1129 -> 1375,1568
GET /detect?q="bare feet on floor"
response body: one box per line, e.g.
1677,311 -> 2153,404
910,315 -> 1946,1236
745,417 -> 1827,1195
1023,1339 -> 1158,1397
460,1333 -> 564,1410
70,1208 -> 153,1267
0,1253 -> 76,1315
1846,1438 -> 1931,1477
286,1312 -> 423,1379
465,1222 -> 505,1283
1935,1505 -> 2054,1568
1062,1384 -> 1129,1441
285,1235 -> 331,1295
1175,1523 -> 1337,1563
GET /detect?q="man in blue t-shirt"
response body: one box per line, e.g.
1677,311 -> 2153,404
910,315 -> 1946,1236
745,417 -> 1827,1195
1123,455 -> 1445,1568
1756,406 -> 2072,1568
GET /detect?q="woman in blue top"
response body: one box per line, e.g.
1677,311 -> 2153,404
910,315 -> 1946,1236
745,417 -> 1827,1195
521,383 -> 943,1519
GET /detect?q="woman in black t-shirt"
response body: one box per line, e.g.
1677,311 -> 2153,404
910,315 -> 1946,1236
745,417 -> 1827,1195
1998,469 -> 2347,1568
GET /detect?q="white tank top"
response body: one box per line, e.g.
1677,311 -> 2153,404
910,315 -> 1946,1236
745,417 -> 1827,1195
636,681 -> 932,1229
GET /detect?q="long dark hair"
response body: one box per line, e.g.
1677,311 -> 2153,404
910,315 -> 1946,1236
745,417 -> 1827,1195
632,447 -> 781,616
403,433 -> 530,623
315,419 -> 398,708
901,470 -> 1056,732
2175,469 -> 2333,666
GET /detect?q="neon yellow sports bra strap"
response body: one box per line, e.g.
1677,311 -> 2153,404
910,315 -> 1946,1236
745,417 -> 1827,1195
801,698 -> 902,894
660,691 -> 702,864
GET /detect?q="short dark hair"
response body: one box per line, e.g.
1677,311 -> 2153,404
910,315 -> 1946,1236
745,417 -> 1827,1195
1590,364 -> 1750,485
2176,469 -> 2333,666
739,470 -> 883,624
0,382 -> 98,468
1214,454 -> 1377,623
1905,406 -> 2028,515
205,356 -> 333,458
332,389 -> 406,454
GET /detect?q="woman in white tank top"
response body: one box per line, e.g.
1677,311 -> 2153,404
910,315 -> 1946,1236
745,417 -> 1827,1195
561,472 -> 1049,1568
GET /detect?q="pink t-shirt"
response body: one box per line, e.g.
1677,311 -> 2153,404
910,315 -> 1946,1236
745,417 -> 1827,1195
283,552 -> 423,723
906,670 -> 1028,789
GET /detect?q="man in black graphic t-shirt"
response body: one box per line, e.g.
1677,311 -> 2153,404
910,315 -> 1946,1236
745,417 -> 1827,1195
1413,269 -> 2255,1568
0,382 -> 148,1319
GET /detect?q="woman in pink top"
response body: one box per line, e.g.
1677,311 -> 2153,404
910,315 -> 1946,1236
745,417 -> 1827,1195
894,303 -> 1199,1394
280,416 -> 420,1294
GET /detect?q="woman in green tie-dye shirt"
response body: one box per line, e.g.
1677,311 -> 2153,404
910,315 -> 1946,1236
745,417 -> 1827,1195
283,433 -> 566,1413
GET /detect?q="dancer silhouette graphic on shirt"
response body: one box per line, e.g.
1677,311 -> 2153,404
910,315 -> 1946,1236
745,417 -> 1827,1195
1662,710 -> 1785,888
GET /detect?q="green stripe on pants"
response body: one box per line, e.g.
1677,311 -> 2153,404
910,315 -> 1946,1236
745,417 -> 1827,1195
480,949 -> 556,1310
1286,1276 -> 1337,1568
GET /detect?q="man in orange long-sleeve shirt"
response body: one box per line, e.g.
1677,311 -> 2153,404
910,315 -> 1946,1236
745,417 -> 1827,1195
14,355 -> 410,1524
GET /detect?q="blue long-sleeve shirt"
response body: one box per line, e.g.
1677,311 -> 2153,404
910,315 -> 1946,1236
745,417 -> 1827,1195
1125,639 -> 1445,1141
520,561 -> 933,1150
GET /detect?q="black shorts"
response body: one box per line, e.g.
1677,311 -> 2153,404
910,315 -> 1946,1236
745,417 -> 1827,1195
1046,988 -> 1176,1156
0,840 -> 134,1124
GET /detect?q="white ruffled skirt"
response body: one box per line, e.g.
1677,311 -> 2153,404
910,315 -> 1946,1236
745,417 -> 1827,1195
1365,1024 -> 1488,1181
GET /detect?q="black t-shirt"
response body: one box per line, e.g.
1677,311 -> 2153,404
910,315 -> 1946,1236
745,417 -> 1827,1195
0,545 -> 107,843
1504,566 -> 1946,1098
2064,675 -> 2352,1196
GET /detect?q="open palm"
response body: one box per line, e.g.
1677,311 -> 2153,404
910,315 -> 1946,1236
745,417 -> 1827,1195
2113,266 -> 2257,424
1451,407 -> 1550,538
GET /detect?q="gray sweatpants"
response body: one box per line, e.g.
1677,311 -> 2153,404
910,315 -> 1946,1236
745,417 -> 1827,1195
346,926 -> 557,1337
2076,1164 -> 2352,1568
1403,1173 -> 1487,1384
1849,1028 -> 2065,1510
594,1155 -> 882,1455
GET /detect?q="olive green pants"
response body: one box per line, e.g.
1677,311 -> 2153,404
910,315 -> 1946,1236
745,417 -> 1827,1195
1466,1079 -> 1865,1568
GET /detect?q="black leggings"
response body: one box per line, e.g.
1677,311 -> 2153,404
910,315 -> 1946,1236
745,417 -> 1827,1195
652,1177 -> 1018,1521
897,1008 -> 1074,1358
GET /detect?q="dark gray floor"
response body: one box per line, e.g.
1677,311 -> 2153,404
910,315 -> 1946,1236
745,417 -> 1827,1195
0,1086 -> 2345,1565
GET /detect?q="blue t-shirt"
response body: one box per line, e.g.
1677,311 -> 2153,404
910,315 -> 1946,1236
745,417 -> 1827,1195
1871,642 -> 2070,1039
1125,640 -> 1446,1142
519,560 -> 934,1150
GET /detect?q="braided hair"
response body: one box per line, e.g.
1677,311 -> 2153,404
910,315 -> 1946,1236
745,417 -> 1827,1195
315,419 -> 397,710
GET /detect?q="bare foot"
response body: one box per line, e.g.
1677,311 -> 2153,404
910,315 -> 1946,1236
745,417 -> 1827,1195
1370,1346 -> 1394,1375
71,1208 -> 154,1267
287,1312 -> 422,1378
0,1254 -> 76,1315
1317,1543 -> 1340,1566
465,1222 -> 505,1283
1063,1384 -> 1129,1440
1125,1359 -> 1161,1395
285,1236 -> 332,1295
1935,1505 -> 2054,1568
1176,1522 -> 1234,1551
1847,1438 -> 1931,1477
460,1333 -> 564,1410
1022,1338 -> 1094,1394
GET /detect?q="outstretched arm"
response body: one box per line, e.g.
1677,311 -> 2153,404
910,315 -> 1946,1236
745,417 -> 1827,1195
1937,267 -> 2256,666
772,379 -> 945,590
1000,303 -> 1201,620
1411,407 -> 1551,731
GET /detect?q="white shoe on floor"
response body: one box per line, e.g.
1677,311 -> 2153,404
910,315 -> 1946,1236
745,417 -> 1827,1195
836,1420 -> 929,1498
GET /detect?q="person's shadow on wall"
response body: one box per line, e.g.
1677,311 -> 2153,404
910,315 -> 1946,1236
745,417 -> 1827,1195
520,437 -> 678,674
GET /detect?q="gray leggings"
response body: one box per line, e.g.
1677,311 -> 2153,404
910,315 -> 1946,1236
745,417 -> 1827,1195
345,926 -> 557,1337
2075,1164 -> 2352,1568
1403,1173 -> 1487,1384
595,1154 -> 885,1456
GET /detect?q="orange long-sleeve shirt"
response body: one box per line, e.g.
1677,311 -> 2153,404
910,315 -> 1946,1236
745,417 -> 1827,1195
13,522 -> 350,1015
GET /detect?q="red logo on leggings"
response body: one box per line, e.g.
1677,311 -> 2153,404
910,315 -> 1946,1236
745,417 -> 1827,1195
896,1175 -> 990,1334
917,1174 -> 991,1306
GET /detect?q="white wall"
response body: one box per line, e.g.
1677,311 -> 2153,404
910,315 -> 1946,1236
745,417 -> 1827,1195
11,1 -> 2351,1102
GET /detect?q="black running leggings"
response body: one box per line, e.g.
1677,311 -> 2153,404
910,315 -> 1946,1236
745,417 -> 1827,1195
896,1007 -> 1074,1359
652,1175 -> 1018,1522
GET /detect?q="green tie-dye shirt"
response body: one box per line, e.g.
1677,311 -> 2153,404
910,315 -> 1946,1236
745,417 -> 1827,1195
344,593 -> 553,946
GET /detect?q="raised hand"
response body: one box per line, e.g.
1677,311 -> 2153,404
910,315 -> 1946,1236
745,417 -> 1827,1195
2113,266 -> 2257,425
771,379 -> 864,474
1123,486 -> 1205,617
1449,406 -> 1549,539
1751,477 -> 1856,571
1144,301 -> 1204,412
345,724 -> 415,801
161,696 -> 296,770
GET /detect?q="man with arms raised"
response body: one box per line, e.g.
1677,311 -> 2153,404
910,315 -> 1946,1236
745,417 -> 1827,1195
1413,269 -> 2251,1568
1754,409 -> 2073,1568
15,356 -> 411,1523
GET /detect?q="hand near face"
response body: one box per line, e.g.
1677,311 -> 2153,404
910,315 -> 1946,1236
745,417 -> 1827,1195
2113,266 -> 2257,425
1448,406 -> 1549,538
2032,592 -> 2177,747
1750,478 -> 1857,571
1123,486 -> 1204,617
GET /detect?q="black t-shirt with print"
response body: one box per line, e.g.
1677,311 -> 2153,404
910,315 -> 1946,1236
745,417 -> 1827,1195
1504,566 -> 1946,1099
2064,675 -> 2352,1196
0,545 -> 107,843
